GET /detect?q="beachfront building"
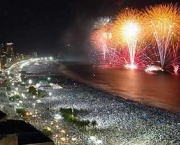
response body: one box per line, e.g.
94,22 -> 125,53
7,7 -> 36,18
0,120 -> 54,145
0,110 -> 6,122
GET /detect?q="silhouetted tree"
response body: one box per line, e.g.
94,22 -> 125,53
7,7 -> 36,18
28,86 -> 37,95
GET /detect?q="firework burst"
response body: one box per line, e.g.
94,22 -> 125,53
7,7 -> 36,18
90,4 -> 180,74
91,17 -> 115,62
93,17 -> 112,29
113,8 -> 144,69
91,26 -> 112,60
143,3 -> 180,69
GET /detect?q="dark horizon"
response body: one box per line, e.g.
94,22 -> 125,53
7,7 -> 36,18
0,0 -> 179,58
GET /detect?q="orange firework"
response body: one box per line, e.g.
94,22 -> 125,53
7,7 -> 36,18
143,3 -> 180,68
143,3 -> 180,43
112,8 -> 144,46
112,8 -> 144,67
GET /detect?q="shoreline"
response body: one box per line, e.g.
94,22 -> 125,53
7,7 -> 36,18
60,67 -> 180,114
17,59 -> 180,144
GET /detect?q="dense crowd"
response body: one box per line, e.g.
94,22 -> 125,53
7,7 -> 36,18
2,59 -> 180,145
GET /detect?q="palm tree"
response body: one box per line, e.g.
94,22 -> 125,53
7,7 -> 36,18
91,120 -> 97,129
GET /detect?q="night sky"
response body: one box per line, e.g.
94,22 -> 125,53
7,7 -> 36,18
0,0 -> 178,59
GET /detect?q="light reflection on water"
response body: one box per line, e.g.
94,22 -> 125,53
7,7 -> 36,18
64,63 -> 180,112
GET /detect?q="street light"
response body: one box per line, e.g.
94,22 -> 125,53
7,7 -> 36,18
28,79 -> 32,85
49,57 -> 53,60
47,77 -> 51,82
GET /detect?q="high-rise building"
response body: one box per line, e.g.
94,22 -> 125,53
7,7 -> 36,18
0,43 -> 15,58
32,51 -> 38,58
0,42 -> 15,68
0,120 -> 54,145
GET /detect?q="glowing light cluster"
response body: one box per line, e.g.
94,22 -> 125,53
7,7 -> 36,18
94,17 -> 112,29
125,63 -> 137,69
145,65 -> 163,72
90,3 -> 180,74
91,21 -> 113,60
121,20 -> 141,67
121,21 -> 140,40
144,3 -> 180,68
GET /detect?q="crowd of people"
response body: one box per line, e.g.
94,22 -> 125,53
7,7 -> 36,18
19,60 -> 180,144
0,59 -> 178,144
